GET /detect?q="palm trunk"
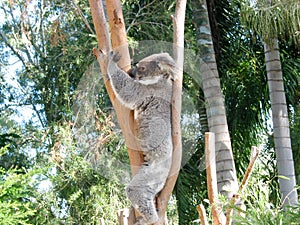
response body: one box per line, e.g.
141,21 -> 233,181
264,39 -> 298,206
194,0 -> 238,199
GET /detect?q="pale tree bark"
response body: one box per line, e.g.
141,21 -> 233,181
154,0 -> 186,224
194,0 -> 238,199
264,39 -> 298,206
90,0 -> 143,223
104,0 -> 144,177
205,132 -> 226,225
90,0 -> 144,178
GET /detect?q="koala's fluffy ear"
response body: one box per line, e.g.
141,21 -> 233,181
158,58 -> 175,72
156,61 -> 162,70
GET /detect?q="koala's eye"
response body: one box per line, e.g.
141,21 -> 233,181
139,66 -> 146,71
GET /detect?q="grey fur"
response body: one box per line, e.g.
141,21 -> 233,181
106,51 -> 175,225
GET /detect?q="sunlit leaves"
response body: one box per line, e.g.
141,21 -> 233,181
240,0 -> 300,44
0,147 -> 38,225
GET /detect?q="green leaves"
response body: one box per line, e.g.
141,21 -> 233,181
0,202 -> 36,225
1,0 -> 299,223
233,171 -> 300,225
240,0 -> 300,44
0,148 -> 38,225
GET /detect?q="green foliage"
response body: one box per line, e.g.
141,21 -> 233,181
290,105 -> 300,181
0,124 -> 131,224
281,50 -> 300,108
0,0 -> 96,125
240,0 -> 300,44
175,159 -> 207,225
233,164 -> 300,225
1,0 -> 300,224
123,0 -> 175,42
201,1 -> 269,174
31,123 -> 130,224
0,146 -> 37,225
0,109 -> 44,170
222,45 -> 269,172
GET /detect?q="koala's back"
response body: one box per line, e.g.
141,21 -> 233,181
134,80 -> 173,160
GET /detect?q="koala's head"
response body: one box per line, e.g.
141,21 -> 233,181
129,53 -> 175,85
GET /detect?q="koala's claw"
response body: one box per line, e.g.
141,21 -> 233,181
110,51 -> 121,63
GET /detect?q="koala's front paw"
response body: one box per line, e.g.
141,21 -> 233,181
110,51 -> 121,63
93,48 -> 106,63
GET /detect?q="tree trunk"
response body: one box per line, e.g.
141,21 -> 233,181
264,39 -> 298,206
104,0 -> 145,176
154,0 -> 186,224
193,0 -> 238,199
90,0 -> 144,176
90,1 -> 144,223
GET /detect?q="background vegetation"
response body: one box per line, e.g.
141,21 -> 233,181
0,0 -> 299,224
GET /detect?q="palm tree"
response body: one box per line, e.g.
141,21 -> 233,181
193,0 -> 239,199
265,39 -> 298,205
241,0 -> 299,206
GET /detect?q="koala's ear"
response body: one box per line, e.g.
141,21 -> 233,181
156,61 -> 162,70
156,60 -> 169,71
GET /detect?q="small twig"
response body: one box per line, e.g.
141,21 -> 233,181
196,204 -> 209,225
225,146 -> 259,225
280,186 -> 300,209
126,1 -> 157,33
117,208 -> 130,225
239,146 -> 259,193
100,218 -> 105,225
205,132 -> 225,225
71,0 -> 95,35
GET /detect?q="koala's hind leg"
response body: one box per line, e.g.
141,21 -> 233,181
126,185 -> 159,225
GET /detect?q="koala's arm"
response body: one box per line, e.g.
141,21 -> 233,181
107,52 -> 142,109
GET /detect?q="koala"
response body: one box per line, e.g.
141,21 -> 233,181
106,51 -> 175,225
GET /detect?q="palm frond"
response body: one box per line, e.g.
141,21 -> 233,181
240,0 -> 300,44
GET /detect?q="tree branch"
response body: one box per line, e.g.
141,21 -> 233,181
0,31 -> 27,68
155,0 -> 186,224
104,0 -> 144,177
196,204 -> 209,225
71,0 -> 95,35
205,132 -> 225,225
225,146 -> 259,225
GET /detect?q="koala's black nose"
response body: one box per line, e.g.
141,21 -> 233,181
128,67 -> 136,78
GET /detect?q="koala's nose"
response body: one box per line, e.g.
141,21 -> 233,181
128,67 -> 136,78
